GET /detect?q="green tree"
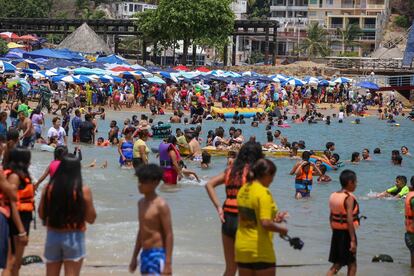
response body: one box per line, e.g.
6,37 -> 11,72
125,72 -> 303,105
392,0 -> 414,23
300,22 -> 330,58
247,0 -> 271,19
136,0 -> 234,65
0,40 -> 8,55
336,23 -> 362,53
0,0 -> 53,18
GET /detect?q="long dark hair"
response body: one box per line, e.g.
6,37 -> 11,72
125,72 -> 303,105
43,155 -> 85,229
230,141 -> 264,181
6,147 -> 31,187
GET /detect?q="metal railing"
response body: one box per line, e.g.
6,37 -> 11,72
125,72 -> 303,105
363,24 -> 376,29
327,58 -> 414,71
330,24 -> 344,29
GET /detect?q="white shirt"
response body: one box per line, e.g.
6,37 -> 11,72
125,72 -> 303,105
47,126 -> 66,145
338,112 -> 344,120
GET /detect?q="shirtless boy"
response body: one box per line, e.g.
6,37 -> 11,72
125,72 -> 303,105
129,164 -> 173,275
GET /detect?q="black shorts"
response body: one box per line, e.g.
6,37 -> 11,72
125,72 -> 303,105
328,229 -> 357,266
238,262 -> 275,270
405,232 -> 414,252
221,212 -> 238,238
9,211 -> 32,236
132,157 -> 143,170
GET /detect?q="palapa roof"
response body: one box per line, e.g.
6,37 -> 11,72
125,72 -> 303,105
57,23 -> 112,54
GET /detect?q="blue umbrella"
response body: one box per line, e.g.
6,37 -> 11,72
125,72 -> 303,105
356,81 -> 379,90
318,80 -> 330,86
334,77 -> 352,84
146,76 -> 166,84
0,61 -> 16,73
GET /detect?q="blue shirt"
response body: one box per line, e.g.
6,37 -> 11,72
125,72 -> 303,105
71,116 -> 82,136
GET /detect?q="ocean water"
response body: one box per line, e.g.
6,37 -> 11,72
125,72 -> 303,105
25,112 -> 414,275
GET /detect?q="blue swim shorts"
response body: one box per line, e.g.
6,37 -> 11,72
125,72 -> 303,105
0,213 -> 9,269
44,230 -> 85,263
296,189 -> 311,198
140,248 -> 166,275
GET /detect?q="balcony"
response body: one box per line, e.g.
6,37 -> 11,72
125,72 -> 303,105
330,24 -> 344,29
270,17 -> 309,26
366,4 -> 385,9
270,5 -> 308,11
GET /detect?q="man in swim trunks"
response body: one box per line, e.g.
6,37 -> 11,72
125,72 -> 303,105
187,132 -> 202,162
129,165 -> 173,275
17,111 -> 35,148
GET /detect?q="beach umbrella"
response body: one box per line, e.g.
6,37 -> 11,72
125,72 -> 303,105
6,78 -> 30,94
130,64 -> 147,71
173,65 -> 189,71
110,66 -> 133,72
0,61 -> 16,73
146,76 -> 166,84
271,77 -> 281,83
37,70 -> 58,77
50,67 -> 70,75
7,42 -> 25,49
18,35 -> 37,41
318,80 -> 330,86
356,81 -> 380,90
209,70 -> 225,77
242,71 -> 260,77
305,77 -> 319,85
196,66 -> 210,73
12,59 -> 41,70
116,71 -> 141,79
51,75 -> 84,84
134,70 -> 153,78
159,71 -> 179,83
0,32 -> 19,40
99,75 -> 122,83
287,78 -> 305,86
333,77 -> 352,84
75,75 -> 96,83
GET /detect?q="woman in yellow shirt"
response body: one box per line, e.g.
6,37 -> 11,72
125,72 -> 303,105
132,128 -> 150,169
236,159 -> 288,275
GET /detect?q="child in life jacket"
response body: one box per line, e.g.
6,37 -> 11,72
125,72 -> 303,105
290,151 -> 321,199
404,176 -> 414,267
317,165 -> 332,183
327,170 -> 359,276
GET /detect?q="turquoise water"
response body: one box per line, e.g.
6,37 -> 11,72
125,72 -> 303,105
26,112 -> 414,275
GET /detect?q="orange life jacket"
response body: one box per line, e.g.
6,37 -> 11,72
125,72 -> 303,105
329,191 -> 360,230
223,165 -> 248,214
4,169 -> 34,212
295,166 -> 313,191
405,191 -> 414,233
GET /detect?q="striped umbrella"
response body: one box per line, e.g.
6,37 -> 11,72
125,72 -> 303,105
0,61 -> 17,73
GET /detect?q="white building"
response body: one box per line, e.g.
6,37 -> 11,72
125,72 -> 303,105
111,1 -> 157,19
231,0 -> 248,19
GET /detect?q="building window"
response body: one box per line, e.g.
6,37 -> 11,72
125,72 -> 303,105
124,4 -> 127,12
129,4 -> 133,12
272,11 -> 286,17
326,0 -> 333,5
309,0 -> 317,4
273,0 -> 286,5
309,11 -> 317,17
288,0 -> 294,6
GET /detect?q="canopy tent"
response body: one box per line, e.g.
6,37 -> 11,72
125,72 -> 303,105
58,23 -> 112,54
97,54 -> 128,65
355,81 -> 380,90
23,48 -> 84,61
4,48 -> 27,59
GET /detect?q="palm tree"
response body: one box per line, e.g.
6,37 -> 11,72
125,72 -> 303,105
300,22 -> 330,58
336,23 -> 363,53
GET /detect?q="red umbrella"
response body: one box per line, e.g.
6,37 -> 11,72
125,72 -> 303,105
173,65 -> 189,71
196,66 -> 210,73
110,66 -> 133,72
19,35 -> 38,41
0,32 -> 19,40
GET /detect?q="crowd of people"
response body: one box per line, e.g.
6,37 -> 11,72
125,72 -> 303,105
0,72 -> 413,276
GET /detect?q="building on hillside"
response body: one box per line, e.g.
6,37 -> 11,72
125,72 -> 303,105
269,0 -> 309,56
231,0 -> 248,19
111,1 -> 157,19
308,0 -> 390,57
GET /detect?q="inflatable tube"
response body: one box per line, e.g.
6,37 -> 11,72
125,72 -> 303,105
151,123 -> 172,139
309,156 -> 334,171
40,144 -> 55,152
277,124 -> 291,128
211,107 -> 264,119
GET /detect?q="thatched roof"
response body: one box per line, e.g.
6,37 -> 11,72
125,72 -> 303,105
57,23 -> 112,54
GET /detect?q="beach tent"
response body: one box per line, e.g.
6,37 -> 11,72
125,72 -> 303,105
0,61 -> 16,73
97,54 -> 129,65
356,81 -> 380,90
58,23 -> 112,54
5,48 -> 27,59
23,48 -> 82,61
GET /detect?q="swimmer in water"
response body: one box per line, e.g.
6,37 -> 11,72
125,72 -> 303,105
317,165 -> 332,183
377,175 -> 408,198
201,151 -> 211,169
361,149 -> 371,160
401,146 -> 411,156
290,151 -> 322,199
179,161 -> 200,182
350,152 -> 361,164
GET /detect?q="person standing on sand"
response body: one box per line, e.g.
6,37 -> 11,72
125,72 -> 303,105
129,164 -> 173,275
17,111 -> 35,148
38,155 -> 96,276
327,170 -> 359,276
205,142 -> 264,276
